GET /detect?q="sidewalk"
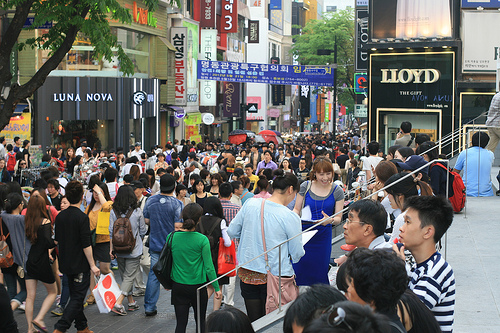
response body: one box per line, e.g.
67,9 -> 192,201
11,196 -> 500,332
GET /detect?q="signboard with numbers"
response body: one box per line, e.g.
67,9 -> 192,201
197,60 -> 335,87
221,0 -> 238,33
171,27 -> 187,105
200,0 -> 215,27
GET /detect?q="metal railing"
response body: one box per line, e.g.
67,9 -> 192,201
195,158 -> 452,333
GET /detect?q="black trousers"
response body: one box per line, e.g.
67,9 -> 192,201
54,271 -> 90,332
0,283 -> 19,333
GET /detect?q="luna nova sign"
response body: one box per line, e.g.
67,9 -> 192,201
53,93 -> 114,102
380,68 -> 441,84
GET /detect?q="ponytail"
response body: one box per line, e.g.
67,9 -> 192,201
181,203 -> 203,230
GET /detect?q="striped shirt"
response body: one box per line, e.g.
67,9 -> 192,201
408,252 -> 455,333
220,199 -> 240,225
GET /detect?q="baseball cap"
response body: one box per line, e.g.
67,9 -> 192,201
130,180 -> 145,190
160,174 -> 176,193
396,155 -> 429,174
134,142 -> 142,147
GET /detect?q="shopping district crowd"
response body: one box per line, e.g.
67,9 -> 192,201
6,117 -> 499,333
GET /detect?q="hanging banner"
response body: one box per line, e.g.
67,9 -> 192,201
200,0 -> 216,27
200,29 -> 217,106
299,85 -> 311,117
310,88 -> 318,124
184,112 -> 202,125
171,27 -> 187,105
198,60 -> 335,87
248,20 -> 260,44
270,0 -> 282,10
0,113 -> 31,141
355,9 -> 368,72
182,21 -> 199,105
221,0 -> 238,33
223,82 -> 240,118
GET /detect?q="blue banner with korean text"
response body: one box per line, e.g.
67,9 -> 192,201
197,60 -> 335,87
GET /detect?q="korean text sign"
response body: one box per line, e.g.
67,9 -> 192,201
221,0 -> 238,33
171,27 -> 187,105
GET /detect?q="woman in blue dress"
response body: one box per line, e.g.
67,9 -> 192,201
293,157 -> 345,285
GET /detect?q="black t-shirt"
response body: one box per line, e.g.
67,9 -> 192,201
50,193 -> 63,211
336,154 -> 349,169
55,206 -> 91,275
289,156 -> 300,170
22,149 -> 30,167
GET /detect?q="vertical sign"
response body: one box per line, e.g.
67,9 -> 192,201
299,85 -> 310,117
355,9 -> 369,72
223,82 -> 240,117
271,57 -> 285,105
171,27 -> 187,105
310,87 -> 318,124
270,0 -> 282,10
221,0 -> 238,33
248,20 -> 260,43
200,29 -> 217,106
200,0 -> 215,28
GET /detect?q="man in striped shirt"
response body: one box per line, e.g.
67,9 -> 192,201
395,196 -> 455,333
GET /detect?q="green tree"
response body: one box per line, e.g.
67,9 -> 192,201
0,0 -> 178,131
292,9 -> 355,111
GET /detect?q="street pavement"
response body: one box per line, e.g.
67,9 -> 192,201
12,196 -> 500,332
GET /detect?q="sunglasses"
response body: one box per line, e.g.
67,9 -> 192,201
20,163 -> 26,165
325,306 -> 354,331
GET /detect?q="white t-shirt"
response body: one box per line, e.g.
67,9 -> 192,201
362,155 -> 383,178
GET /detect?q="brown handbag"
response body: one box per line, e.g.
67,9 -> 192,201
260,199 -> 299,314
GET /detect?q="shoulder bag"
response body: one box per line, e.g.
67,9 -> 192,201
152,231 -> 176,289
260,199 -> 299,314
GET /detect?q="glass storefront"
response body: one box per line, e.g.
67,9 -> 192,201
50,120 -> 114,151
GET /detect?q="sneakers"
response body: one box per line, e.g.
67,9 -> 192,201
145,309 -> 157,317
55,294 -> 61,305
128,302 -> 140,312
86,294 -> 95,305
19,301 -> 26,311
51,305 -> 64,316
132,288 -> 145,297
111,304 -> 127,316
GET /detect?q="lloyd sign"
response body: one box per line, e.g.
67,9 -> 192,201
380,69 -> 441,84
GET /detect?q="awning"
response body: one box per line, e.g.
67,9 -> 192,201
14,104 -> 29,114
158,37 -> 176,52
238,0 -> 251,19
161,105 -> 184,113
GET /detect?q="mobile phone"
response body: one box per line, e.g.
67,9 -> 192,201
396,243 -> 404,250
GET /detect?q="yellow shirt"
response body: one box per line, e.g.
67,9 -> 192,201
86,201 -> 113,243
248,174 -> 259,192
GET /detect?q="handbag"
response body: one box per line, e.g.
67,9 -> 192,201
96,209 -> 111,235
152,231 -> 176,289
333,162 -> 341,175
260,199 -> 299,314
217,238 -> 237,277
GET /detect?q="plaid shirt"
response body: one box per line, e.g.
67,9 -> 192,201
220,199 -> 241,225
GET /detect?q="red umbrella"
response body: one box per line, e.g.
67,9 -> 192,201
228,134 -> 247,145
258,130 -> 277,136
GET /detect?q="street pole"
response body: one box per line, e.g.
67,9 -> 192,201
332,37 -> 337,137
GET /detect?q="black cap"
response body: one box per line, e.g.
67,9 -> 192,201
130,180 -> 145,190
188,152 -> 198,160
160,174 -> 176,193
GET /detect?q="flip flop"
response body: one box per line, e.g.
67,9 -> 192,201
32,321 -> 48,333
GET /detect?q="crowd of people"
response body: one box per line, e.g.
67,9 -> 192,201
0,120 -> 465,332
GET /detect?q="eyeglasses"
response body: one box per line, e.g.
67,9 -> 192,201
345,218 -> 365,226
325,306 -> 354,331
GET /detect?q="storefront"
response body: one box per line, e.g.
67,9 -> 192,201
34,76 -> 159,150
369,51 -> 455,152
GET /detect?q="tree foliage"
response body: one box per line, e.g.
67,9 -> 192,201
292,9 -> 355,111
0,0 -> 178,131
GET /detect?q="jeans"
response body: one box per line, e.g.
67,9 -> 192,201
3,271 -> 27,305
54,272 -> 90,332
59,274 -> 70,308
144,250 -> 160,312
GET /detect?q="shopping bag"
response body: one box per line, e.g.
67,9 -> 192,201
92,273 -> 121,313
96,210 -> 111,235
217,238 -> 237,277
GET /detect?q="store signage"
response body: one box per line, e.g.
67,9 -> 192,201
200,0 -> 215,28
198,60 -> 335,87
202,113 -> 215,125
372,0 -> 452,39
299,85 -> 311,117
370,52 -> 454,111
132,91 -> 155,105
53,93 -> 114,102
270,0 -> 282,10
200,29 -> 217,106
380,69 -> 441,84
247,103 -> 258,112
223,82 -> 240,118
354,104 -> 367,117
355,73 -> 367,94
23,18 -> 52,29
247,115 -> 264,121
462,0 -> 500,8
248,21 -> 260,44
171,27 -> 187,105
174,109 -> 186,119
462,11 -> 500,72
269,10 -> 283,34
355,9 -> 368,72
132,2 -> 157,27
268,108 -> 280,117
247,96 -> 261,109
250,0 -> 262,7
221,0 -> 238,33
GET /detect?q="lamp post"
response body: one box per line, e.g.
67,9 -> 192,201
317,36 -> 337,136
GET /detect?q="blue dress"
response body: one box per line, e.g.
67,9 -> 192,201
293,185 -> 337,286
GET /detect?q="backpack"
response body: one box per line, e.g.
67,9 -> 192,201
6,152 -> 16,172
112,208 -> 136,254
0,220 -> 14,268
432,163 -> 466,213
197,217 -> 222,251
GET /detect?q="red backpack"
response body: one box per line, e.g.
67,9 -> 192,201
6,152 -> 16,172
432,163 -> 466,213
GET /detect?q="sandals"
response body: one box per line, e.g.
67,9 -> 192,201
32,321 -> 48,333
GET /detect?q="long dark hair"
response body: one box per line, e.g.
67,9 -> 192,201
397,289 -> 441,333
25,194 -> 49,244
385,172 -> 433,210
4,192 -> 23,214
113,185 -> 138,215
203,196 -> 225,220
86,182 -> 112,213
